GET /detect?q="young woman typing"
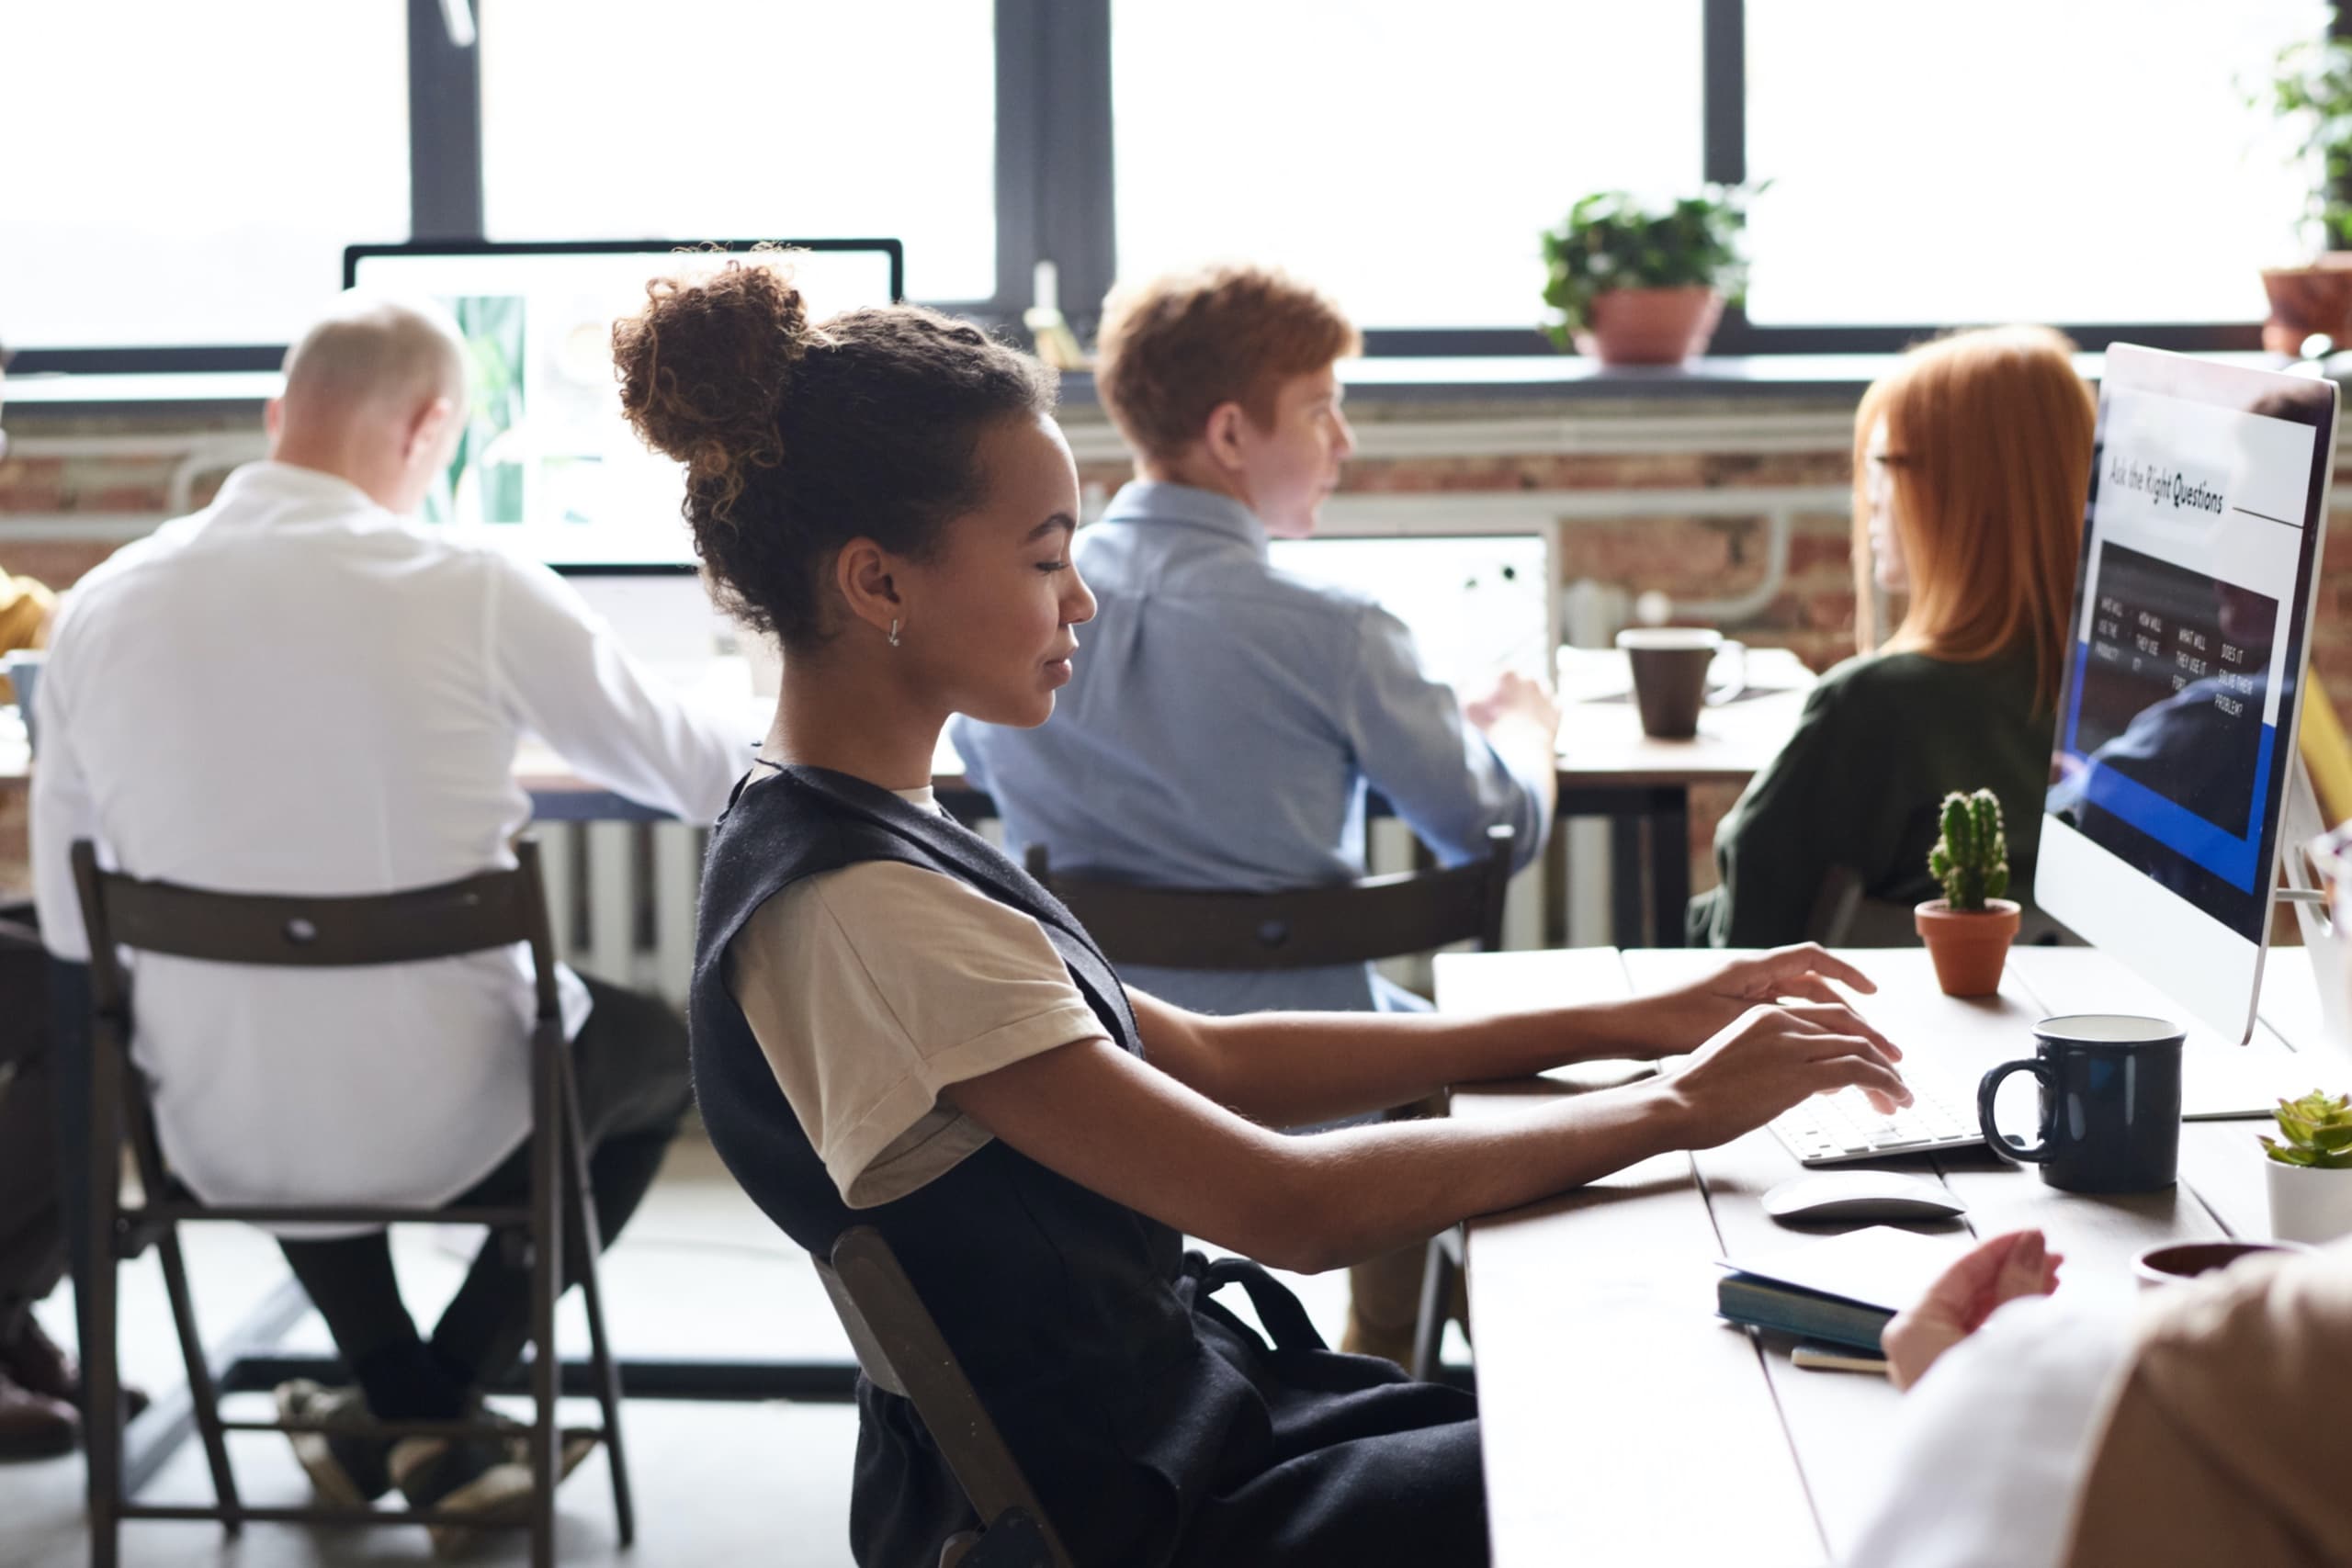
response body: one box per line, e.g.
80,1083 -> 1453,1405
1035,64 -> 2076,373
615,255 -> 1909,1567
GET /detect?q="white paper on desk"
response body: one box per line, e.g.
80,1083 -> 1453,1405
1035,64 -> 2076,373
1715,1225 -> 1968,1313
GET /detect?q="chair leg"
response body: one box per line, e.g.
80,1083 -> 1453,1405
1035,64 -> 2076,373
528,1051 -> 563,1568
1410,1229 -> 1460,1383
155,1229 -> 243,1533
84,1034 -> 124,1568
566,1102 -> 634,1545
84,1258 -> 120,1568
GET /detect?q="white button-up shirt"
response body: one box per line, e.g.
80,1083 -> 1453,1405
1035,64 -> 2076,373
30,461 -> 749,1225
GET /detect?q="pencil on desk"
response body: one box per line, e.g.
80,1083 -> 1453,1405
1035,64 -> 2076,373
1791,1344 -> 1890,1375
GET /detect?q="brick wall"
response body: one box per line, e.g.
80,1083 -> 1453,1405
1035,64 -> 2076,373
6,398 -> 2349,910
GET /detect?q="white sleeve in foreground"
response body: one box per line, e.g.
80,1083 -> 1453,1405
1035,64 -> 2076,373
1840,1292 -> 2132,1568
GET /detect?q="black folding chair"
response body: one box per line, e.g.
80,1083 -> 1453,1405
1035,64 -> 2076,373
816,1225 -> 1071,1568
70,838 -> 630,1568
1026,824 -> 1512,975
1027,824 -> 1517,1382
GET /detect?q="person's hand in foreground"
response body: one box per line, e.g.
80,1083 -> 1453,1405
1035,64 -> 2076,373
1882,1229 -> 2064,1392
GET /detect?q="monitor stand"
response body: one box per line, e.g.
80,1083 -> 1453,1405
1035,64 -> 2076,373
2278,760 -> 2351,1061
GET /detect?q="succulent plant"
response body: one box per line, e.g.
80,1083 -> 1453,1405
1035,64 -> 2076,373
2261,1089 -> 2352,1169
1928,789 -> 2010,912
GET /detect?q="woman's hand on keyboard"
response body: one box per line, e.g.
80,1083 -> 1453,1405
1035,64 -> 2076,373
1710,943 -> 1877,1000
1642,944 -> 1903,1068
1662,1003 -> 1913,1149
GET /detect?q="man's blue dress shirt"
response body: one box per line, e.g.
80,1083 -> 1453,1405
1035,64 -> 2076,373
950,480 -> 1551,1017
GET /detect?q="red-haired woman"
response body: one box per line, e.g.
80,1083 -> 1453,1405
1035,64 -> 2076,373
1690,325 -> 2096,946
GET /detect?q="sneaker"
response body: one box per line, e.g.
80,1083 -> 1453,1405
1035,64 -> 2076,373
483,1405 -> 601,1481
390,1432 -> 538,1558
275,1380 -> 393,1506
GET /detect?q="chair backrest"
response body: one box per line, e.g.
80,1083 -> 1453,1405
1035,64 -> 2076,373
817,1225 -> 1074,1568
70,839 -> 570,1234
68,838 -> 562,1023
1025,824 -> 1514,972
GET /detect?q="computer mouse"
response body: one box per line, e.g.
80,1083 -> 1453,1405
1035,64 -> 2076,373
1761,1171 -> 1968,1225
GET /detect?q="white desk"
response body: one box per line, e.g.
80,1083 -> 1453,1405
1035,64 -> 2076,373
1439,945 -> 2338,1568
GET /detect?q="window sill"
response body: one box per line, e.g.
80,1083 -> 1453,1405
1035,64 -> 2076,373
3,372 -> 287,416
1057,348 -> 2287,406
0,350 -> 2294,419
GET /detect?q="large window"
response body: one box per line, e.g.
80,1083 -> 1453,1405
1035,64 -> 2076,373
479,0 -> 997,303
1111,1 -> 1702,331
8,0 -> 2345,369
0,0 -> 410,354
1742,0 -> 2316,331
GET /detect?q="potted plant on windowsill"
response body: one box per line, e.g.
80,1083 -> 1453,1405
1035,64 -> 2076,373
1915,790 -> 2021,998
2262,1089 -> 2352,1244
1539,186 -> 1755,367
2253,36 -> 2352,355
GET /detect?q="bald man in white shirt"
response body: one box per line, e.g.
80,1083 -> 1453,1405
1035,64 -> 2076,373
30,294 -> 749,1528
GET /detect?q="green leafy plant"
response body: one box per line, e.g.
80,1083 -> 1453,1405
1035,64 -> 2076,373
426,293 -> 526,525
2261,1089 -> 2352,1168
1539,186 -> 1758,347
2256,37 -> 2352,253
1928,789 -> 2010,912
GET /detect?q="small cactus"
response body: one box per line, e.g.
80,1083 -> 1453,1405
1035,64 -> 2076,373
2261,1089 -> 2352,1169
1927,789 -> 2010,912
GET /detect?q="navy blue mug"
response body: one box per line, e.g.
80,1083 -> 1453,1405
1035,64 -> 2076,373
1977,1014 -> 2185,1193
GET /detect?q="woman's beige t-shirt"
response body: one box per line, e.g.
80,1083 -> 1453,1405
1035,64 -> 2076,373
725,783 -> 1109,1209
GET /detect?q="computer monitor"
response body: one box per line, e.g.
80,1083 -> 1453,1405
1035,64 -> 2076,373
2041,344 -> 2337,1043
1266,533 -> 1555,695
556,562 -> 751,695
343,239 -> 902,568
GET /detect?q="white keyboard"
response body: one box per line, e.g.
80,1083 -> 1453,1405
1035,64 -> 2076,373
1770,1082 -> 1980,1166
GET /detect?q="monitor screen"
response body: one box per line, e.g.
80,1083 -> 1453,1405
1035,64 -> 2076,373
1267,533 -> 1554,696
2041,344 -> 2336,1041
558,563 -> 742,687
344,239 -> 902,567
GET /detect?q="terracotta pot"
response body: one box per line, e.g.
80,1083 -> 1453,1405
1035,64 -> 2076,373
1914,898 -> 2020,998
2258,265 -> 2352,355
1573,287 -> 1724,367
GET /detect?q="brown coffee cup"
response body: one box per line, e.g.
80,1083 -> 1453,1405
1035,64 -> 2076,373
2131,1238 -> 2311,1292
1617,628 -> 1745,739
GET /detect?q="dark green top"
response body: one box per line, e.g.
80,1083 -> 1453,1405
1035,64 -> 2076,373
1686,646 -> 2053,948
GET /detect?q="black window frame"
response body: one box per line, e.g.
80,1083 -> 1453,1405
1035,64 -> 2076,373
8,0 -> 2339,375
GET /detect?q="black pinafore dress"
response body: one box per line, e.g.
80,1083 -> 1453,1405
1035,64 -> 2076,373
688,765 -> 1485,1567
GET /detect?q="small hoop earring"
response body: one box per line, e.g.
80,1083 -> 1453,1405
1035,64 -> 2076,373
888,618 -> 901,649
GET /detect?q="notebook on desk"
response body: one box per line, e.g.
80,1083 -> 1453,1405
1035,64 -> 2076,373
1715,1225 -> 1967,1352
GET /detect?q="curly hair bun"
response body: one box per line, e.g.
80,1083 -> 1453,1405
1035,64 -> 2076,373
613,254 -> 814,525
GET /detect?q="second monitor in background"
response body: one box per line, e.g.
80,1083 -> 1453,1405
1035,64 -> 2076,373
344,239 -> 903,569
561,532 -> 1558,726
1268,532 -> 1555,699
